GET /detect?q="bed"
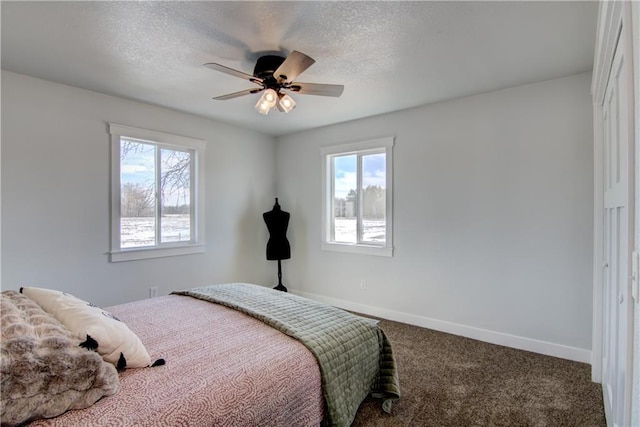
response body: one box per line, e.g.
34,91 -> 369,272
1,283 -> 400,426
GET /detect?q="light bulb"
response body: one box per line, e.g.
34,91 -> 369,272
277,94 -> 296,113
255,98 -> 271,115
262,89 -> 278,108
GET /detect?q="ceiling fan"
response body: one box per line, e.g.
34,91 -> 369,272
204,50 -> 344,115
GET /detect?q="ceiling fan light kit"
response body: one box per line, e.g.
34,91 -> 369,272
255,90 -> 296,115
255,88 -> 278,115
205,50 -> 344,116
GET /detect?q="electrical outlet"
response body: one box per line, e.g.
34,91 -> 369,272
360,280 -> 367,291
149,287 -> 158,298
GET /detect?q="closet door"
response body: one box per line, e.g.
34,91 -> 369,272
601,29 -> 633,427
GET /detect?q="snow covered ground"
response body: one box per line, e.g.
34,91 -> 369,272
334,218 -> 386,243
121,216 -> 385,248
121,215 -> 190,248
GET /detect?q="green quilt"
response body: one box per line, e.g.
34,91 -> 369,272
173,283 -> 400,427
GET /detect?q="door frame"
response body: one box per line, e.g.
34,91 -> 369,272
591,1 -> 636,425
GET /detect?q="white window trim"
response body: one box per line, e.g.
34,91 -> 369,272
321,136 -> 394,257
109,123 -> 206,262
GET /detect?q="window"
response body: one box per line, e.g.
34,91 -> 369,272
109,124 -> 205,262
321,137 -> 394,257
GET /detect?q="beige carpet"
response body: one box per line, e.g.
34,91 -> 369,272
353,318 -> 605,426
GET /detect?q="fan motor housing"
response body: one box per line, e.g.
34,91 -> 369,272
253,55 -> 286,87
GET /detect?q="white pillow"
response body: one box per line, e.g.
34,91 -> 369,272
21,287 -> 151,369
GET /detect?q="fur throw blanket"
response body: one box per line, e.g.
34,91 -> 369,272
1,291 -> 119,426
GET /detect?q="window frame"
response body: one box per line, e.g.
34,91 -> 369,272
109,123 -> 206,262
321,136 -> 394,257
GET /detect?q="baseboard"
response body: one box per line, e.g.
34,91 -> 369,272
291,289 -> 592,364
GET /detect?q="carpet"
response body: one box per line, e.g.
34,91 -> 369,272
352,318 -> 605,426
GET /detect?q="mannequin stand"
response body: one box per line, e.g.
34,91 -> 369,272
273,259 -> 288,292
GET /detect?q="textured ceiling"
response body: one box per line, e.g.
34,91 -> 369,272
1,1 -> 598,136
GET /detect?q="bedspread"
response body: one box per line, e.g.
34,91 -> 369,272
29,294 -> 324,426
173,283 -> 401,427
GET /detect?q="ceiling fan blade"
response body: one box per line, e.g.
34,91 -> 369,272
289,82 -> 344,97
274,51 -> 316,83
213,87 -> 264,100
204,62 -> 262,84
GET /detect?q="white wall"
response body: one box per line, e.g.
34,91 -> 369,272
1,70 -> 595,362
1,71 -> 277,306
276,72 -> 594,361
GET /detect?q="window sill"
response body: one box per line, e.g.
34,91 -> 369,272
321,242 -> 393,257
110,245 -> 205,262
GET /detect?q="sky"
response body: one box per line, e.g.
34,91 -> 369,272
333,152 -> 386,199
121,140 -> 155,186
120,139 -> 191,206
122,139 -> 384,204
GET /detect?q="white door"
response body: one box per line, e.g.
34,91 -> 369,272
601,32 -> 633,427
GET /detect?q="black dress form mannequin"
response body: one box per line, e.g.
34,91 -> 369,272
263,198 -> 291,292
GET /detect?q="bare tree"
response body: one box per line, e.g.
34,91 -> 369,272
121,140 -> 192,215
363,185 -> 385,219
121,183 -> 154,217
160,149 -> 190,196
